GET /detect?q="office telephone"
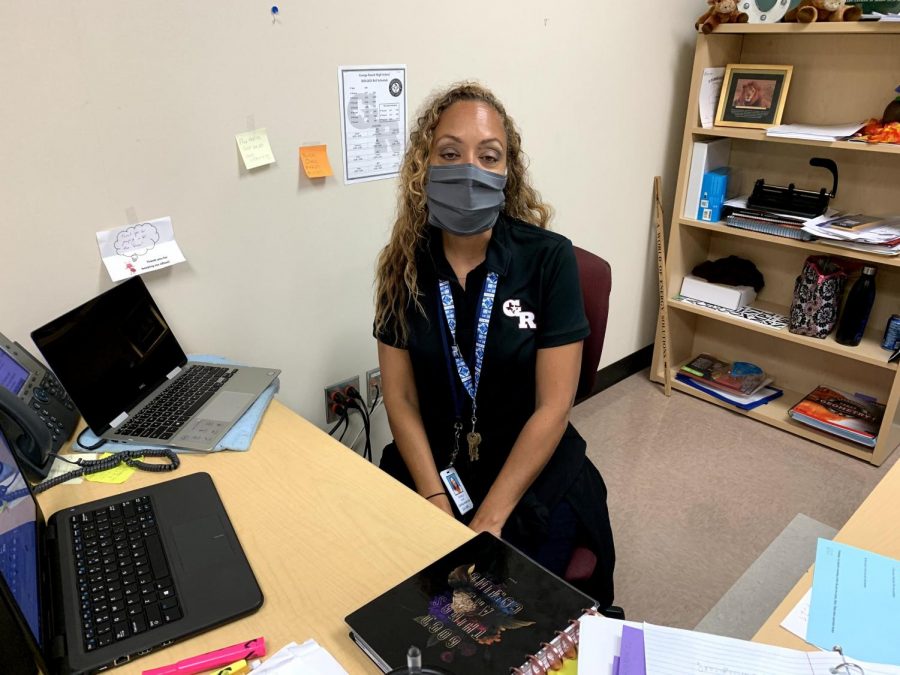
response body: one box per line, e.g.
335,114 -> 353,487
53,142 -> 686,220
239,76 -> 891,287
0,331 -> 79,481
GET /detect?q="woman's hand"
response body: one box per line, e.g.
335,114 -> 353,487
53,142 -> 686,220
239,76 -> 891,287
425,493 -> 455,518
468,509 -> 505,537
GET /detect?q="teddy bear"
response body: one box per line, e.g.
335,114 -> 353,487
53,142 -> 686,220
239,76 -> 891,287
696,0 -> 750,33
784,0 -> 862,22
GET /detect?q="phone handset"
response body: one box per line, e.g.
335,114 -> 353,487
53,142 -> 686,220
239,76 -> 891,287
0,385 -> 53,482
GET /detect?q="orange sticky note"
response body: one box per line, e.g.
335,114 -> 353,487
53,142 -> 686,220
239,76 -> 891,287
299,144 -> 333,178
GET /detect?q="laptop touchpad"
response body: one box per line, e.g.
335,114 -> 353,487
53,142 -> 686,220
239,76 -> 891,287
171,515 -> 235,570
200,391 -> 254,421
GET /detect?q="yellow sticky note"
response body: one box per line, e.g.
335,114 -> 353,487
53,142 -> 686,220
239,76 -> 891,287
85,454 -> 140,484
235,128 -> 276,170
299,144 -> 333,178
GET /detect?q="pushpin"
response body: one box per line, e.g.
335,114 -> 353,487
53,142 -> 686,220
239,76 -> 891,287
271,5 -> 279,22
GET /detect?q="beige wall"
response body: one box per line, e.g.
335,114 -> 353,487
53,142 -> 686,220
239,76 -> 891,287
0,1 -> 699,445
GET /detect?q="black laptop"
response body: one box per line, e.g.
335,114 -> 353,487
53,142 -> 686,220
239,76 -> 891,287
0,430 -> 263,674
31,276 -> 280,452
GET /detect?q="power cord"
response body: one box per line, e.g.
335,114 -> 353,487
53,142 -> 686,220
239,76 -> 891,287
76,427 -> 107,451
346,386 -> 372,462
348,399 -> 383,453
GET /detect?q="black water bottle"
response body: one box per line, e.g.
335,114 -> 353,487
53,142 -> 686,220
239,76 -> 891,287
836,266 -> 877,346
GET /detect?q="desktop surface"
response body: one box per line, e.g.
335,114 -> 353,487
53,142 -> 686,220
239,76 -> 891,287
754,457 -> 900,650
35,400 -> 474,674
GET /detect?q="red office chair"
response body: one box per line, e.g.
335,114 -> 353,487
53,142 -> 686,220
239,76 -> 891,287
564,247 -> 622,617
573,247 -> 612,403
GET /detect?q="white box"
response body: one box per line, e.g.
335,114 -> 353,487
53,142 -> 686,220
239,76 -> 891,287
684,138 -> 731,219
680,275 -> 757,310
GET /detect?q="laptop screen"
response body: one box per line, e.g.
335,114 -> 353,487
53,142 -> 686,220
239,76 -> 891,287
0,430 -> 42,646
31,277 -> 187,433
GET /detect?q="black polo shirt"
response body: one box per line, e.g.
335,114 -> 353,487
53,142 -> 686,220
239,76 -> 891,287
377,213 -> 590,514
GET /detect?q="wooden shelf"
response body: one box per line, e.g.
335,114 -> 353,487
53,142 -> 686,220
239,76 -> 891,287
713,22 -> 900,35
680,218 -> 900,268
666,374 -> 879,463
669,297 -> 896,370
690,126 -> 900,156
652,26 -> 900,466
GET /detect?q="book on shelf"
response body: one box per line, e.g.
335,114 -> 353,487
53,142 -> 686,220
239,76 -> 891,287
788,386 -> 885,448
344,532 -> 596,675
679,354 -> 771,396
675,373 -> 783,411
684,138 -> 731,219
698,168 -> 729,223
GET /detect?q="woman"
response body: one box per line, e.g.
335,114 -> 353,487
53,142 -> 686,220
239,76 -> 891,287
374,82 -> 614,605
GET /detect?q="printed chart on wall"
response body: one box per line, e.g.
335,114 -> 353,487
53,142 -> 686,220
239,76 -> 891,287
338,64 -> 406,184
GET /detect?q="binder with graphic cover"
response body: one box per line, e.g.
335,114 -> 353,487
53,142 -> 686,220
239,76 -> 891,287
345,532 -> 596,675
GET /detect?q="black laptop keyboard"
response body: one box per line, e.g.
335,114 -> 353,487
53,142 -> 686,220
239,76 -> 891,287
118,365 -> 234,440
70,496 -> 182,652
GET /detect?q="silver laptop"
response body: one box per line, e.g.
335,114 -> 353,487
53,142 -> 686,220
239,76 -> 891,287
30,277 -> 280,451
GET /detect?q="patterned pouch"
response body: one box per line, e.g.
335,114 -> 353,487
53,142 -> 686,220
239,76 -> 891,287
789,256 -> 846,338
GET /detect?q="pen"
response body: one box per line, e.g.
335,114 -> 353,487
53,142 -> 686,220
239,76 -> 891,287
142,637 -> 266,675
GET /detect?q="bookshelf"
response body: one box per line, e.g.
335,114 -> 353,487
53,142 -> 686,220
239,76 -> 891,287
651,24 -> 900,466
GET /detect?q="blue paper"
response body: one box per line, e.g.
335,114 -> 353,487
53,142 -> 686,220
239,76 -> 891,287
807,538 -> 900,665
71,355 -> 278,454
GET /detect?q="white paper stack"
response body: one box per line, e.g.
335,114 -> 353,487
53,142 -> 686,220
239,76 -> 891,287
802,214 -> 900,256
766,121 -> 865,141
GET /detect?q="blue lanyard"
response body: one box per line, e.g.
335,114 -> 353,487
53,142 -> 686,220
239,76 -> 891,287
438,272 -> 498,463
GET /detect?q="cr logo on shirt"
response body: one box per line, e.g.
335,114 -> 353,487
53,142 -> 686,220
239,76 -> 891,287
502,299 -> 537,329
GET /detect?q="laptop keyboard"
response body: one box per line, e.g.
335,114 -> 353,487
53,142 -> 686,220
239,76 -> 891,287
118,365 -> 234,440
70,496 -> 182,652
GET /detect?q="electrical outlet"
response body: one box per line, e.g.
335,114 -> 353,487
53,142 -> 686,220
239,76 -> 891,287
324,375 -> 360,424
366,367 -> 382,410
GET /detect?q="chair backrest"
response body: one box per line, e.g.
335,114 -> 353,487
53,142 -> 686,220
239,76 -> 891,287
573,246 -> 612,402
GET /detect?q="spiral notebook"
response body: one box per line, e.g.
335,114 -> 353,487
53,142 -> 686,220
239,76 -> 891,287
344,532 -> 596,675
725,211 -> 815,241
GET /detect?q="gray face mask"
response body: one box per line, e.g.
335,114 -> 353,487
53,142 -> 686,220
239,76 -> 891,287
425,163 -> 508,236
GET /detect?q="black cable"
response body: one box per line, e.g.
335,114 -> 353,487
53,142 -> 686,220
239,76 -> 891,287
76,427 -> 107,451
338,411 -> 351,442
48,452 -> 81,466
1,449 -> 180,501
328,409 -> 348,436
346,387 -> 372,462
369,384 -> 381,414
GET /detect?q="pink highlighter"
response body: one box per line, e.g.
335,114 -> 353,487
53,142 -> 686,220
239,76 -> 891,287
142,637 -> 266,675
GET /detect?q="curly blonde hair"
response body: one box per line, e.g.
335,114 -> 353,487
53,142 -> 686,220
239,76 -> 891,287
374,82 -> 552,345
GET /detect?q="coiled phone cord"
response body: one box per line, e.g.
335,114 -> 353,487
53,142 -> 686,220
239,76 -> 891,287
0,449 -> 180,502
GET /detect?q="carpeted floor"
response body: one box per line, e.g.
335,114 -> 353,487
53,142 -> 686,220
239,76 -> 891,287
571,369 -> 899,629
694,513 -> 835,639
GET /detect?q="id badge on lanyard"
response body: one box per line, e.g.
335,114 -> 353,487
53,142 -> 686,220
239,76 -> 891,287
438,271 -> 498,469
439,466 -> 474,515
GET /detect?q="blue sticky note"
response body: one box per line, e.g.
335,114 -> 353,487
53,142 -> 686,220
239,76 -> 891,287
807,538 -> 900,665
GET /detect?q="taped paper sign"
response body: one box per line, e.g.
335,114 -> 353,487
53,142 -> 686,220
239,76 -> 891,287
96,216 -> 187,281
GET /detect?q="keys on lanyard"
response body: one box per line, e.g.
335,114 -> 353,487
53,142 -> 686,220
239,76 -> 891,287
439,271 -> 498,464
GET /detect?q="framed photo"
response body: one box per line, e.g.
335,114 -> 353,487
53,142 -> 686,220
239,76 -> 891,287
715,64 -> 793,129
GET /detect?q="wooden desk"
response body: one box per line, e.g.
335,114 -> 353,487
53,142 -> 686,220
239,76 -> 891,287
36,401 -> 474,674
753,458 -> 900,649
